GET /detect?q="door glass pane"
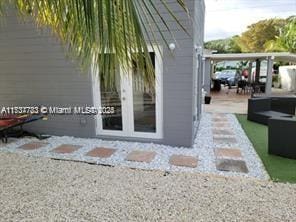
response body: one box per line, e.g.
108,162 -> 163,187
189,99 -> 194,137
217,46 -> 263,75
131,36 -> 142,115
100,55 -> 122,130
132,52 -> 156,133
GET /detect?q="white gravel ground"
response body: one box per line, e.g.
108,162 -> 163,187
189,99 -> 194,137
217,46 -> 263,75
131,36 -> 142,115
0,113 -> 269,180
0,152 -> 295,221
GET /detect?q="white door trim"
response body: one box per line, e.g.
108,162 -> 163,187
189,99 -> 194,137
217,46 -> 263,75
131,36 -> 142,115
129,46 -> 163,139
91,67 -> 129,137
92,45 -> 163,139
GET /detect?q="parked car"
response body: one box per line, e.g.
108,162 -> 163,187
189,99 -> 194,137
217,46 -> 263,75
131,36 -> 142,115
216,70 -> 241,87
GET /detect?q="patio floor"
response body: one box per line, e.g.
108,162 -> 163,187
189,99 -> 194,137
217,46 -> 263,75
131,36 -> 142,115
204,87 -> 250,114
204,87 -> 296,114
0,113 -> 269,180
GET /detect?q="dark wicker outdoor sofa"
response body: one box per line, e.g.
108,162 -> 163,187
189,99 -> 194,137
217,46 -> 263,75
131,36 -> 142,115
247,97 -> 296,125
248,97 -> 296,159
268,117 -> 296,159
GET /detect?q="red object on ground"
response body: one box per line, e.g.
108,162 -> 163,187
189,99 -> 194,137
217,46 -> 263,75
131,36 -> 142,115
0,119 -> 18,127
0,114 -> 26,127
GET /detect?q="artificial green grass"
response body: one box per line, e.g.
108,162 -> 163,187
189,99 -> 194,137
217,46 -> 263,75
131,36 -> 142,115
236,114 -> 296,183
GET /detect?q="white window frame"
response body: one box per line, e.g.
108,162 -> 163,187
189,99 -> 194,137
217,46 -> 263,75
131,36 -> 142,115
91,45 -> 163,139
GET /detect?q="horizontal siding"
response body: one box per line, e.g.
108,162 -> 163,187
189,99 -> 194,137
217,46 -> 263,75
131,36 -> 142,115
0,0 -> 203,147
137,0 -> 197,146
192,0 -> 205,139
0,7 -> 96,138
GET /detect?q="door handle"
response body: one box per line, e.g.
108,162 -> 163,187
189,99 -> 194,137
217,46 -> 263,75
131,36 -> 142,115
122,97 -> 126,101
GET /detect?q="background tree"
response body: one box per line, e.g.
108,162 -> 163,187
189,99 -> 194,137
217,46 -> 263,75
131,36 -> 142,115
281,16 -> 296,53
236,18 -> 286,52
265,16 -> 296,53
204,36 -> 241,53
206,17 -> 295,54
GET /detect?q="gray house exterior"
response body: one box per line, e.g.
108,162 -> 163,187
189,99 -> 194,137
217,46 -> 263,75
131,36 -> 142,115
0,0 -> 205,147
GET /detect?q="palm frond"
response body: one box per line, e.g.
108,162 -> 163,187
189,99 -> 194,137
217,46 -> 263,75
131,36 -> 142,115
0,1 -> 6,16
1,0 -> 189,88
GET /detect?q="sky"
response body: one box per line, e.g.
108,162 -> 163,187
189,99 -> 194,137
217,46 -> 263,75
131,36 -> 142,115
205,0 -> 296,41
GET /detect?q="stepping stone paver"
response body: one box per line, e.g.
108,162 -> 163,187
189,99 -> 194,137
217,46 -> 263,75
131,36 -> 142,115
212,122 -> 230,127
213,136 -> 237,144
212,128 -> 234,136
169,155 -> 198,168
216,159 -> 248,173
86,147 -> 116,158
212,117 -> 228,122
52,144 -> 81,154
215,148 -> 242,159
213,114 -> 227,118
18,142 -> 48,150
126,150 -> 156,163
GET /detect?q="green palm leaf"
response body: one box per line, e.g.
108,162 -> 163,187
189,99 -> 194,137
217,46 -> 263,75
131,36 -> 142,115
0,0 -> 189,88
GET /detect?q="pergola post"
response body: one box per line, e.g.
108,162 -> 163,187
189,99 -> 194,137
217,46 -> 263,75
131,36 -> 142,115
248,61 -> 253,83
255,59 -> 261,83
265,56 -> 274,95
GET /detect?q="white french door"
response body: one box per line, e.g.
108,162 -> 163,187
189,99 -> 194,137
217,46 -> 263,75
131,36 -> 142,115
92,47 -> 163,139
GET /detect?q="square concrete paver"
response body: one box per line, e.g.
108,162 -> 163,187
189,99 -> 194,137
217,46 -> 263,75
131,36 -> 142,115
212,114 -> 227,119
213,136 -> 237,144
215,148 -> 242,159
18,142 -> 48,150
86,147 -> 116,158
126,150 -> 156,163
52,144 -> 82,154
216,159 -> 248,173
212,128 -> 234,136
212,122 -> 230,128
212,117 -> 228,122
169,155 -> 198,168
